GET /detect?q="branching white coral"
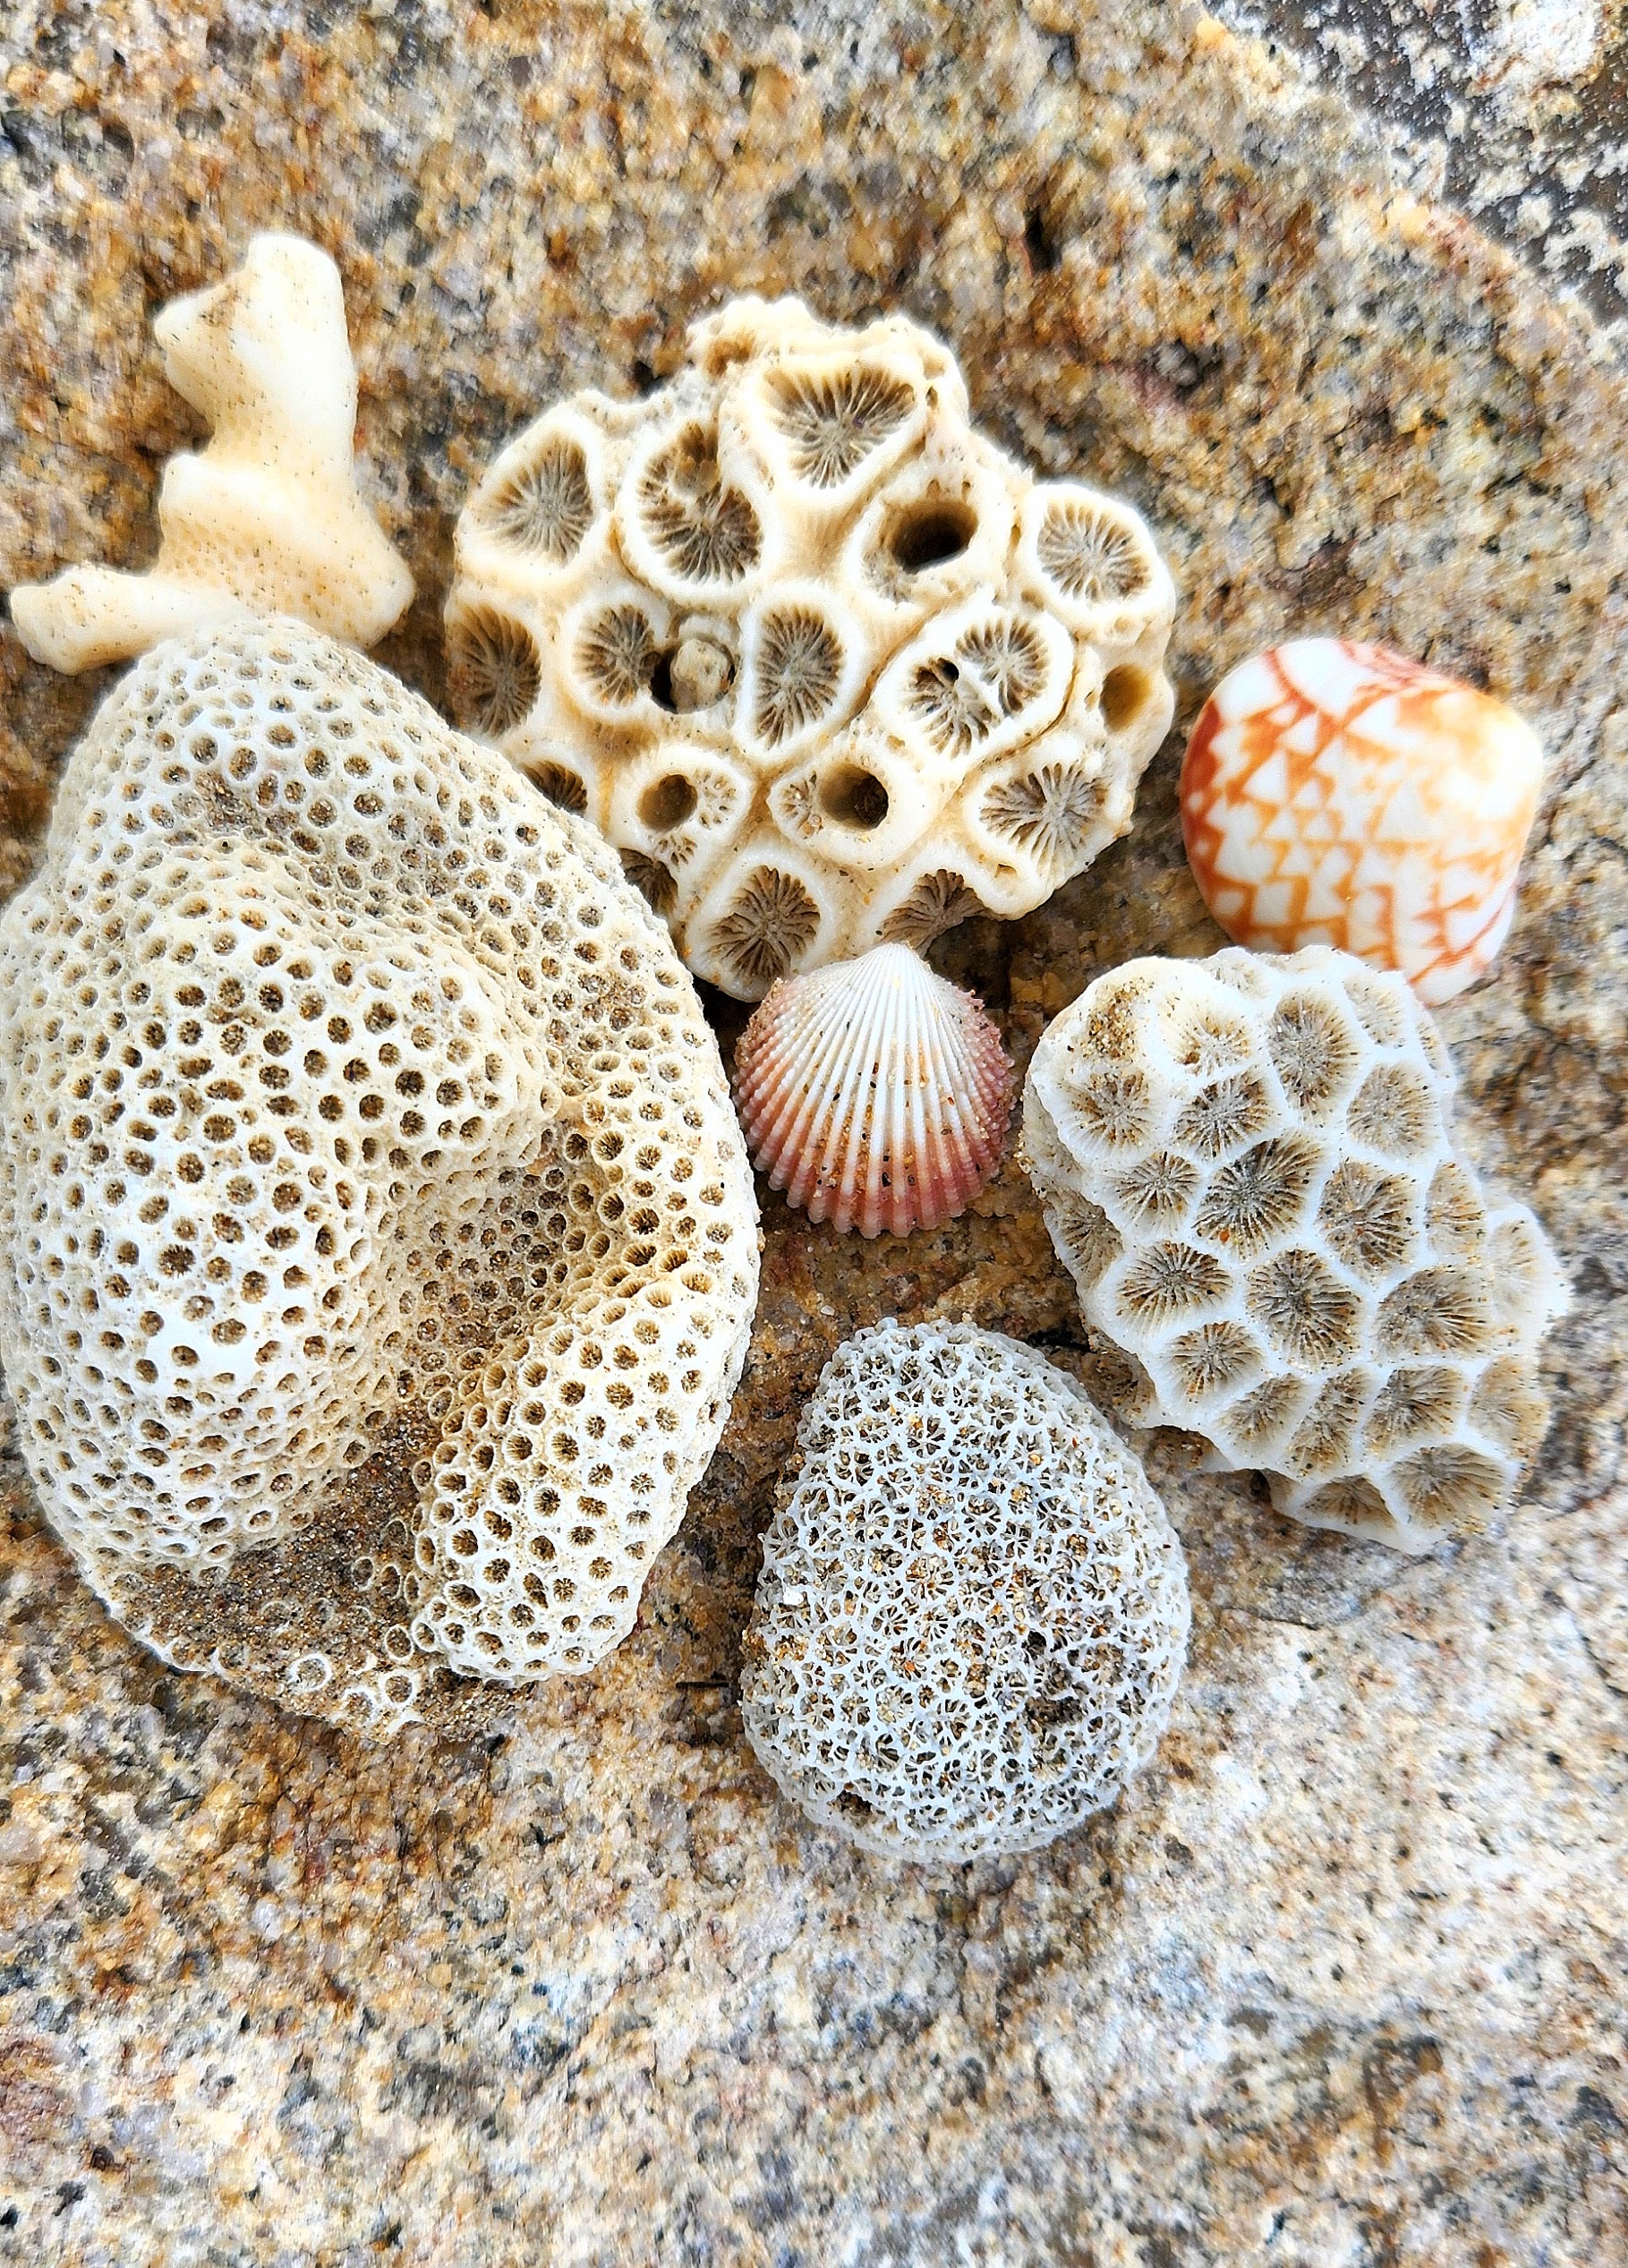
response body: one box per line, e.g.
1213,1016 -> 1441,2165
1023,946 -> 1567,1552
0,619 -> 759,1735
447,296 -> 1177,997
741,1320 -> 1189,1863
11,235 -> 413,673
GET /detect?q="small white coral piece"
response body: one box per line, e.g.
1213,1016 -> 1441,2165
741,1320 -> 1189,1863
10,235 -> 413,673
1181,640 -> 1544,1005
733,943 -> 1013,1237
447,296 -> 1176,997
1023,946 -> 1567,1552
0,618 -> 758,1735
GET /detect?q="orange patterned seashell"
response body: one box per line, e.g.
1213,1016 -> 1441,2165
1181,638 -> 1544,1005
734,942 -> 1013,1237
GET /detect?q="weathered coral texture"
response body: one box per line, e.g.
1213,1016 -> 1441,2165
741,1320 -> 1189,1862
446,295 -> 1176,995
9,234 -> 413,672
1181,639 -> 1544,1003
1,0 -> 1625,2260
0,618 -> 758,1733
1024,947 -> 1566,1550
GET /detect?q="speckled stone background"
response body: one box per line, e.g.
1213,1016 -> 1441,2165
1217,0 -> 1628,340
1,3 -> 1625,2262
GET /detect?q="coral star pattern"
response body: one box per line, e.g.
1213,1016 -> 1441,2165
0,620 -> 758,1735
1023,947 -> 1566,1552
447,296 -> 1177,997
742,1321 -> 1189,1863
11,235 -> 413,672
1181,639 -> 1544,1004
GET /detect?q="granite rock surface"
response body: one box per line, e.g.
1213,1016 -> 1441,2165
0,2 -> 1624,2262
1215,0 -> 1628,343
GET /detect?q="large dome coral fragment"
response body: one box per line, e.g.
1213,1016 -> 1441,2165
11,235 -> 413,673
741,1321 -> 1189,1863
0,620 -> 758,1735
447,296 -> 1177,996
1022,947 -> 1566,1552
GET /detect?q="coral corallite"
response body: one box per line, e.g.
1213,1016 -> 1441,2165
447,295 -> 1178,996
742,1320 -> 1189,1863
1023,946 -> 1566,1552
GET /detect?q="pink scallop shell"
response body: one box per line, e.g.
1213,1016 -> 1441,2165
734,943 -> 1013,1238
1181,638 -> 1544,1005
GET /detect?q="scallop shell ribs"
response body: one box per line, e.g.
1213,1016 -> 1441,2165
1023,946 -> 1566,1551
733,943 -> 1012,1237
447,296 -> 1177,997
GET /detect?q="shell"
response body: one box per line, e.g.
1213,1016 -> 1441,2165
733,942 -> 1013,1237
1181,639 -> 1544,1005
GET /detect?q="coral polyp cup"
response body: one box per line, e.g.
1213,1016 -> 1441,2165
1181,638 -> 1543,1005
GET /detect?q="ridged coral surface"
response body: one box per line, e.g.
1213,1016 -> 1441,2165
445,296 -> 1176,996
1024,947 -> 1565,1551
4,3 -> 1628,2259
1181,639 -> 1543,1004
741,1320 -> 1189,1863
732,942 -> 1012,1236
0,618 -> 758,1734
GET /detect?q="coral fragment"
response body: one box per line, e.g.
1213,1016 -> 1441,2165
1024,945 -> 1564,1552
741,1322 -> 1189,1863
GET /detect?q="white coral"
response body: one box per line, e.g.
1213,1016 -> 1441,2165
10,235 -> 413,672
0,619 -> 759,1735
1023,947 -> 1567,1552
447,296 -> 1177,997
741,1320 -> 1189,1863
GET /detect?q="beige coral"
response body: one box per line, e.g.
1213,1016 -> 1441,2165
741,1320 -> 1189,1863
0,619 -> 759,1735
446,296 -> 1176,997
10,235 -> 413,673
1023,946 -> 1566,1552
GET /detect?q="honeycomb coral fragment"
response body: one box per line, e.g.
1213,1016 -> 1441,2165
1023,946 -> 1566,1553
1181,640 -> 1544,1006
740,1321 -> 1189,1863
11,236 -> 413,672
0,620 -> 759,1735
448,296 -> 1176,998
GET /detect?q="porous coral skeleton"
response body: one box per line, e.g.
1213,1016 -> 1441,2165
1023,945 -> 1566,1551
0,619 -> 759,1736
447,294 -> 1177,997
741,1321 -> 1189,1863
